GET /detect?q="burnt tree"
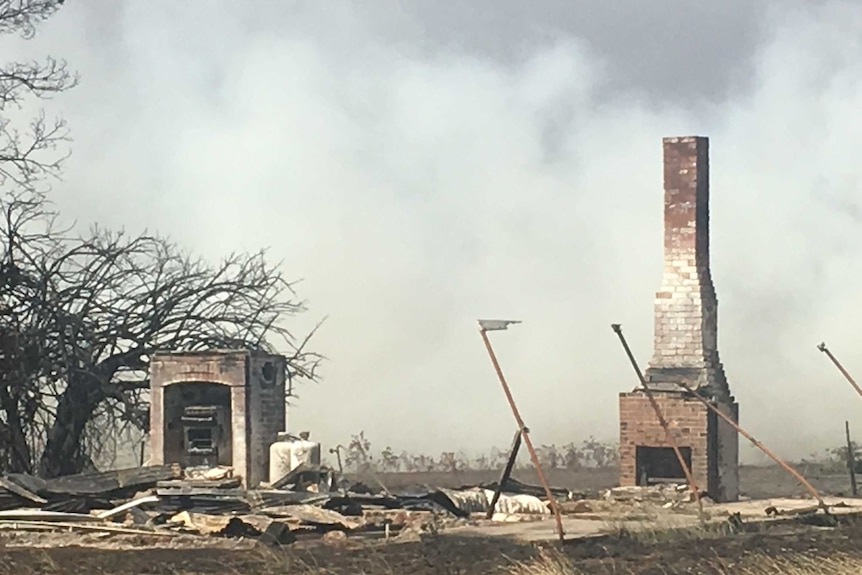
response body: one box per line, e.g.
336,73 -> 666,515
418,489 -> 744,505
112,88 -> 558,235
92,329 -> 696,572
1,0 -> 76,474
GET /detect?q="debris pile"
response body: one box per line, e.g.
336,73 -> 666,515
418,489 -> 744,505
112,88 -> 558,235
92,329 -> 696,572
600,484 -> 708,508
0,463 -> 567,545
442,486 -> 551,516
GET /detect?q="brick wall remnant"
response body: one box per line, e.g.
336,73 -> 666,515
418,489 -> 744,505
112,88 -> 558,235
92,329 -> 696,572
149,350 -> 287,488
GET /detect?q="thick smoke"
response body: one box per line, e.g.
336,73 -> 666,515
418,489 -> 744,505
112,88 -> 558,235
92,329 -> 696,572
5,1 -> 862,462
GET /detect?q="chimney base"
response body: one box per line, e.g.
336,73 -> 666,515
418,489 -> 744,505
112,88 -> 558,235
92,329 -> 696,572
619,390 -> 739,502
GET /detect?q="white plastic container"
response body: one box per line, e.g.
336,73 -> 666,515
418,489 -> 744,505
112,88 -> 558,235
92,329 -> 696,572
269,433 -> 321,484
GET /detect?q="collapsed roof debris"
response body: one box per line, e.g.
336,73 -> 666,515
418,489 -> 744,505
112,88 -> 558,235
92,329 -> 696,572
0,462 -> 572,545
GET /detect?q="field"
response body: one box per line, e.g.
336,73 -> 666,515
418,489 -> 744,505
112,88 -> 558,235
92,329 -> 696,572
3,464 -> 861,574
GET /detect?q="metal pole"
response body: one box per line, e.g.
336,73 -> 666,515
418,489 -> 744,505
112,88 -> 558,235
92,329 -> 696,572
818,343 -> 862,399
846,421 -> 858,497
479,327 -> 566,543
329,445 -> 345,476
486,430 -> 522,520
610,324 -> 704,523
329,445 -> 347,495
674,380 -> 827,511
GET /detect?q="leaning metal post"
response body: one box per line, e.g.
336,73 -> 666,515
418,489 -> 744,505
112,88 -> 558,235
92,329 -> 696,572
610,324 -> 705,524
818,342 -> 862,400
478,323 -> 566,544
673,380 -> 828,512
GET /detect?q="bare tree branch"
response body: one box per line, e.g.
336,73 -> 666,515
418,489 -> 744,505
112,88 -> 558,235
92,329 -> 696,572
0,1 -> 77,190
0,57 -> 76,106
0,0 -> 65,39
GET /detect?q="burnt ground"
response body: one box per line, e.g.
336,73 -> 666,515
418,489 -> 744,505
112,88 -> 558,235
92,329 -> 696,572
2,515 -> 861,575
1,465 -> 859,575
362,463 -> 856,500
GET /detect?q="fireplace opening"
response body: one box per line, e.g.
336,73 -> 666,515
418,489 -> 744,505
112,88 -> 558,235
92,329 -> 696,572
163,382 -> 232,468
186,427 -> 216,454
636,446 -> 692,486
181,405 -> 220,456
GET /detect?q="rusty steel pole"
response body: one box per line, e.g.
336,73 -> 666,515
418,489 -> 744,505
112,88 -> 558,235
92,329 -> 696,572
673,380 -> 828,511
610,324 -> 704,522
845,421 -> 858,497
478,322 -> 565,544
818,343 -> 862,400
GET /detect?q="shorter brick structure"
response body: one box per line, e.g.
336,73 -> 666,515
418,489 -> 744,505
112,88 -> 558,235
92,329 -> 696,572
619,392 -> 738,501
148,350 -> 287,488
618,136 -> 739,502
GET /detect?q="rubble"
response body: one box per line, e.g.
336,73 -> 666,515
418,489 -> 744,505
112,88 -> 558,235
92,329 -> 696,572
438,487 -> 552,516
0,464 -> 182,513
601,484 -> 706,505
0,463 -> 571,546
278,504 -> 365,528
559,500 -> 593,514
1,462 -> 854,549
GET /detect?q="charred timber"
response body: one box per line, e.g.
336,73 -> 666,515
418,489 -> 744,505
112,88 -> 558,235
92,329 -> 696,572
5,464 -> 182,498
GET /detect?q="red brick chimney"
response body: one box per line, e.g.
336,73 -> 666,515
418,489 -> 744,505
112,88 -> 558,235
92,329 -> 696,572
644,136 -> 729,399
618,136 -> 739,502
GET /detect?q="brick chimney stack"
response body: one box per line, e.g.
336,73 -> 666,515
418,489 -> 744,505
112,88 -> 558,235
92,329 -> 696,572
644,136 -> 729,401
618,135 -> 739,502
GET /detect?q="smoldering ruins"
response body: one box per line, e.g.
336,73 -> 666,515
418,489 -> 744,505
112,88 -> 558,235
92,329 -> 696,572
148,350 -> 288,488
0,136 -> 860,569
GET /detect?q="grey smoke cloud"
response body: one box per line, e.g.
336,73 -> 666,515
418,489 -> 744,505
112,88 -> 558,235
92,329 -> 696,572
4,0 -> 862,463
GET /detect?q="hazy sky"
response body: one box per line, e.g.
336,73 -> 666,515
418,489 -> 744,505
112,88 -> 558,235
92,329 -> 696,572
5,1 -> 862,463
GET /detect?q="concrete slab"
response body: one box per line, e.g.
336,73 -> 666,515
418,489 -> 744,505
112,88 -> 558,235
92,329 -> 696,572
443,496 -> 862,543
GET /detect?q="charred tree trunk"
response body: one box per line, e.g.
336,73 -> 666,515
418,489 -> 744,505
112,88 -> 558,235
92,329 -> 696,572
0,392 -> 33,473
38,377 -> 103,478
0,358 -> 34,473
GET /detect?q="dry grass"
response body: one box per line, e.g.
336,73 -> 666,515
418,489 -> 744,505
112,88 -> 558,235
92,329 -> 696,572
737,554 -> 862,575
605,520 -> 745,545
598,504 -> 736,546
1,540 -> 861,575
508,548 -> 862,575
1,511 -> 861,575
508,547 -> 580,575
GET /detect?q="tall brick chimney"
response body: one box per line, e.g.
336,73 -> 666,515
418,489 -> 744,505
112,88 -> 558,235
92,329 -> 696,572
618,136 -> 739,502
644,136 -> 729,400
